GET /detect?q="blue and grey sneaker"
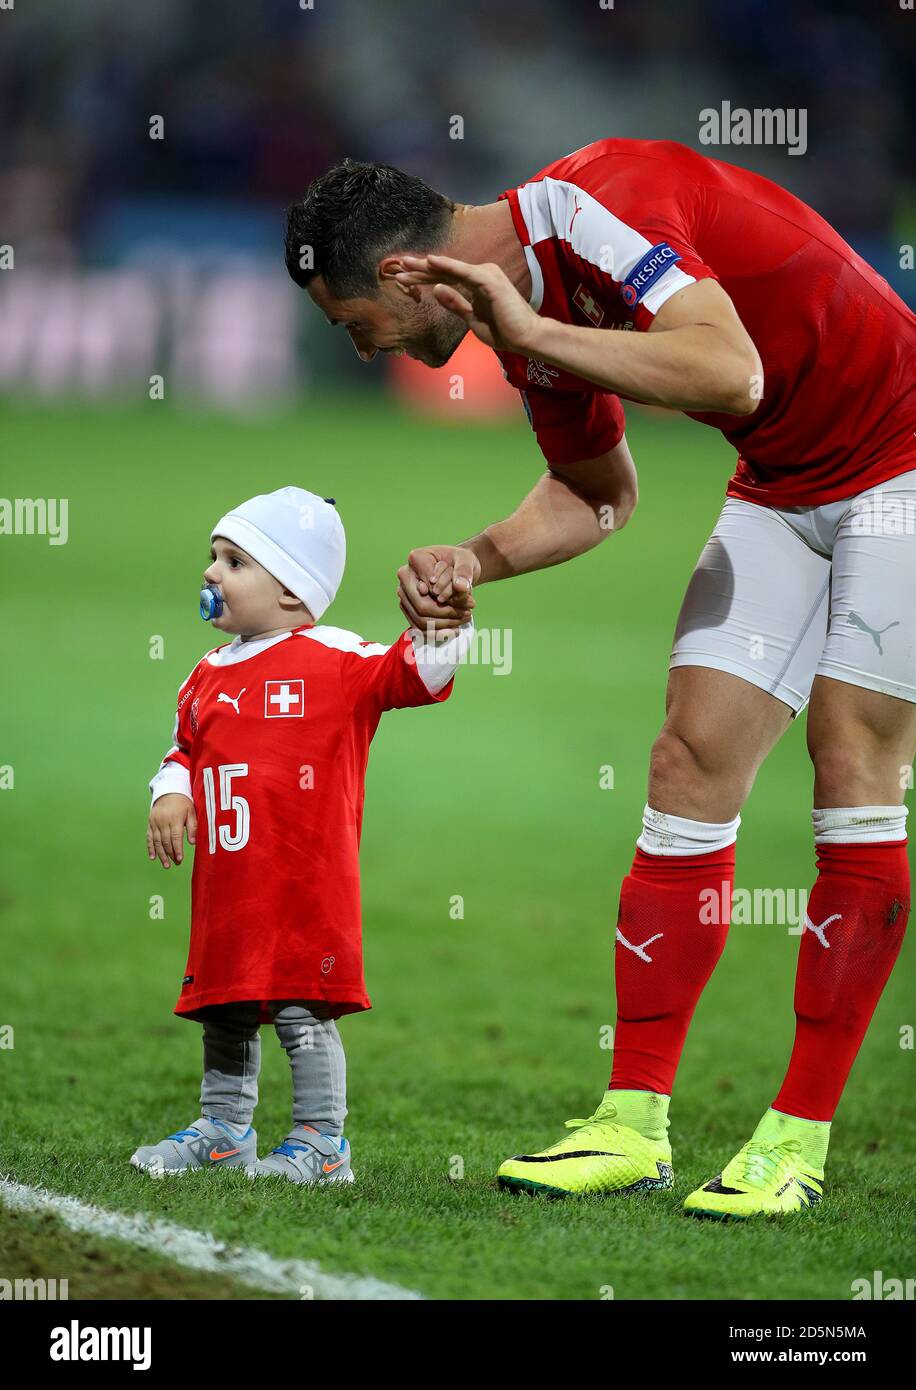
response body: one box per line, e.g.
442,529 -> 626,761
252,1125 -> 354,1185
130,1116 -> 257,1177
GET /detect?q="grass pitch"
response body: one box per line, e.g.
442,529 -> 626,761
1,395 -> 912,1299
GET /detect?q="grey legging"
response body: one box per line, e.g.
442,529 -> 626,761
198,1000 -> 347,1135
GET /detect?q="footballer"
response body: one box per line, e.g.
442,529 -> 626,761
284,139 -> 915,1219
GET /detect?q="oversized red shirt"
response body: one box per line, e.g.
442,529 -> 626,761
496,138 -> 916,506
149,622 -> 471,1021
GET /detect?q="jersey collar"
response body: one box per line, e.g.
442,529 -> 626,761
498,187 -> 544,311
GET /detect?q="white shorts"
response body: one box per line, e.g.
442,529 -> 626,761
669,469 -> 916,713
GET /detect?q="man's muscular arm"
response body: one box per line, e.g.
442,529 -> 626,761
535,279 -> 763,416
461,436 -> 638,582
396,436 -> 638,629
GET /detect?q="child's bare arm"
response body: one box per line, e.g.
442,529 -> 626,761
147,793 -> 197,869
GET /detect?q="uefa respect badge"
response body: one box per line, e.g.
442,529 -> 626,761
620,243 -> 682,307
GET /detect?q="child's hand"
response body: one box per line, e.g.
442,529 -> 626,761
147,794 -> 197,869
397,545 -> 478,633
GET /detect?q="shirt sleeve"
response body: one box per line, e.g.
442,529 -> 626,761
149,664 -> 198,805
342,621 -> 475,715
568,151 -> 719,331
519,384 -> 626,468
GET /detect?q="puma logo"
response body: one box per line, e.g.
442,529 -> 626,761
846,611 -> 899,655
803,912 -> 842,948
217,688 -> 245,714
568,194 -> 583,237
616,928 -> 663,962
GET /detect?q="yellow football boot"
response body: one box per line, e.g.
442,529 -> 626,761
498,1095 -> 673,1197
684,1137 -> 825,1220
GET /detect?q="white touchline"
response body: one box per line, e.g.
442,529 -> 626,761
0,1177 -> 423,1301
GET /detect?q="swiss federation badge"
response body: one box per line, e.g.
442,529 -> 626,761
572,283 -> 605,326
264,679 -> 305,718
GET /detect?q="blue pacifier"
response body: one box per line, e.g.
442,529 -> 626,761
199,584 -> 224,621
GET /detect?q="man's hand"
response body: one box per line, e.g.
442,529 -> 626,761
147,793 -> 197,869
397,544 -> 480,633
395,255 -> 542,356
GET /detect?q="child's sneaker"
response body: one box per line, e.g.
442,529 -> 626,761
252,1125 -> 354,1185
130,1116 -> 257,1177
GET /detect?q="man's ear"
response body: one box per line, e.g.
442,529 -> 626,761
378,254 -> 408,280
377,256 -> 422,303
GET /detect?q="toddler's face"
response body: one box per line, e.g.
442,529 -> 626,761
204,537 -> 310,636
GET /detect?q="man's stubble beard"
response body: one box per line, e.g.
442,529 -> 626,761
413,300 -> 469,367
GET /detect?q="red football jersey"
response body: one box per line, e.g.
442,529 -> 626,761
497,138 -> 916,506
149,622 -> 470,1021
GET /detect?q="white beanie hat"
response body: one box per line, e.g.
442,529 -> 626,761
211,486 -> 346,622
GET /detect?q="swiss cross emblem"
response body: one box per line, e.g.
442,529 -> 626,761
572,283 -> 604,326
264,679 -> 304,718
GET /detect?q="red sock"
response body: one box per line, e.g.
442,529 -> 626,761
610,844 -> 734,1094
773,840 -> 910,1122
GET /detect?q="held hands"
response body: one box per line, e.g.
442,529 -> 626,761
395,255 -> 541,356
397,545 -> 480,634
147,793 -> 197,868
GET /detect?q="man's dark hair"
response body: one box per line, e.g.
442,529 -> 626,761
285,158 -> 456,300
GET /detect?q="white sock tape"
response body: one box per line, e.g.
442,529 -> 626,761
812,805 -> 908,844
637,803 -> 741,856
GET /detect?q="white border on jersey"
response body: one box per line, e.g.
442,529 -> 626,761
516,176 -> 696,316
206,630 -> 296,667
302,625 -> 390,658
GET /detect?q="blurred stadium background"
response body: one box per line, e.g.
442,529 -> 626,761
1,0 -> 913,413
1,0 -> 914,1301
